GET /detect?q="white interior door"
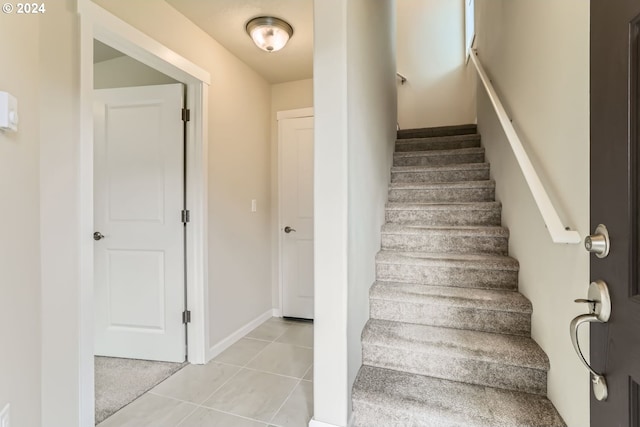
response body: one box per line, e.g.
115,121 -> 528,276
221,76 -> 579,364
280,115 -> 314,319
94,84 -> 185,362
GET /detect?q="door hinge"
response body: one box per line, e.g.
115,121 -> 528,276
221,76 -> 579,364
182,310 -> 191,324
182,108 -> 191,122
181,209 -> 190,224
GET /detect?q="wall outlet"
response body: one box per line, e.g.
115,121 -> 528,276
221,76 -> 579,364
0,403 -> 10,427
251,199 -> 257,212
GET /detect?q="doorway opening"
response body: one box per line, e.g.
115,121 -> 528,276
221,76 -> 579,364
77,3 -> 211,424
92,41 -> 190,423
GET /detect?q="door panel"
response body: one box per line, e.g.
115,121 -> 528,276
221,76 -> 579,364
94,84 -> 185,362
591,2 -> 640,425
280,116 -> 315,319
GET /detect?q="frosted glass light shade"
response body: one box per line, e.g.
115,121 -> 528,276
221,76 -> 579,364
246,16 -> 293,53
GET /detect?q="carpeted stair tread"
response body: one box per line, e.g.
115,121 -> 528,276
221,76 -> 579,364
352,366 -> 566,427
369,281 -> 532,335
385,201 -> 502,226
386,201 -> 501,210
388,181 -> 496,203
362,319 -> 548,371
381,223 -> 508,237
361,320 -> 548,394
376,250 -> 518,269
391,163 -> 490,184
391,163 -> 490,173
375,251 -> 519,290
397,124 -> 478,139
370,281 -> 531,313
381,224 -> 509,255
395,134 -> 481,152
394,147 -> 485,167
389,180 -> 495,190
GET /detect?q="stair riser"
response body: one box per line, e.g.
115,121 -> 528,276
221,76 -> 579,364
362,345 -> 547,395
376,263 -> 518,290
381,233 -> 508,255
352,401 -> 459,427
395,138 -> 480,152
369,299 -> 531,336
398,124 -> 477,139
391,168 -> 489,183
388,188 -> 495,203
385,208 -> 501,226
394,152 -> 484,167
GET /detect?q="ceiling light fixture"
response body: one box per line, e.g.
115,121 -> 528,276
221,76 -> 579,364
245,16 -> 294,53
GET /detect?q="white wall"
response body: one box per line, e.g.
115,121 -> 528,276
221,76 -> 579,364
313,0 -> 396,425
0,9 -> 42,427
91,0 -> 273,350
313,0 -> 349,423
474,1 -> 590,426
39,2 -> 84,425
346,0 -> 397,418
396,0 -> 475,130
94,55 -> 177,89
270,79 -> 313,311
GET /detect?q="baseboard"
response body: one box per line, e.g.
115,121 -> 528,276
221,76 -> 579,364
309,420 -> 343,427
206,309 -> 274,362
272,308 -> 283,318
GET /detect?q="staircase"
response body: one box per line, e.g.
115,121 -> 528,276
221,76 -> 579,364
351,125 -> 566,427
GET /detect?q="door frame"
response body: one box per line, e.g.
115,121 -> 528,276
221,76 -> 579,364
277,107 -> 314,316
77,1 -> 210,422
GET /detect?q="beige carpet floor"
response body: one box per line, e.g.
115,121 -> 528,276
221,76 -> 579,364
94,356 -> 186,425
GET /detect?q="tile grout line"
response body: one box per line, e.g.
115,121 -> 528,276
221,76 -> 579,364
175,319 -> 297,425
142,319 -> 309,426
177,319 -> 290,410
267,376 -> 305,427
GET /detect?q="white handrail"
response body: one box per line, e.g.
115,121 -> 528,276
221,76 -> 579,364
469,49 -> 581,244
396,72 -> 407,85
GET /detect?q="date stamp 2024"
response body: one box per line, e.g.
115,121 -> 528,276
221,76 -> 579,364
2,2 -> 46,14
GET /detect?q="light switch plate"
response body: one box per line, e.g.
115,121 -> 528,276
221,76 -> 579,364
0,403 -> 10,427
0,92 -> 18,132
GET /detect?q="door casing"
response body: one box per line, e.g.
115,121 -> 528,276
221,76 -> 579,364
75,2 -> 211,424
277,107 -> 314,316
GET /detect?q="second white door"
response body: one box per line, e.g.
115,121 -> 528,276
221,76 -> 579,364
94,83 -> 186,362
280,115 -> 315,319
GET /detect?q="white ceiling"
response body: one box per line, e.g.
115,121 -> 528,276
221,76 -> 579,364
164,0 -> 313,84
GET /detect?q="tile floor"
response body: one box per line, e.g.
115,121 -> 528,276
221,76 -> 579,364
98,317 -> 314,427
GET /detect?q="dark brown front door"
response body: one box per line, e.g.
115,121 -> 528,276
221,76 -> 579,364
591,1 -> 640,426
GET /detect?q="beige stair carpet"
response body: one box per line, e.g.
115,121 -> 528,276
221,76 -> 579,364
352,124 -> 566,427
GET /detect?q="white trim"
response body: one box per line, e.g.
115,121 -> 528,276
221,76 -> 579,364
272,308 -> 283,318
309,420 -> 343,427
469,49 -> 581,244
79,1 -> 210,85
277,107 -> 314,121
206,310 -> 274,361
276,108 -> 314,318
74,2 -> 210,424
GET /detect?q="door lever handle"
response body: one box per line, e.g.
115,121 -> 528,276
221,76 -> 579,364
93,231 -> 105,241
570,280 -> 611,401
570,314 -> 608,401
284,226 -> 296,234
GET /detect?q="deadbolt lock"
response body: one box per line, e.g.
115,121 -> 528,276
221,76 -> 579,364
585,224 -> 610,258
